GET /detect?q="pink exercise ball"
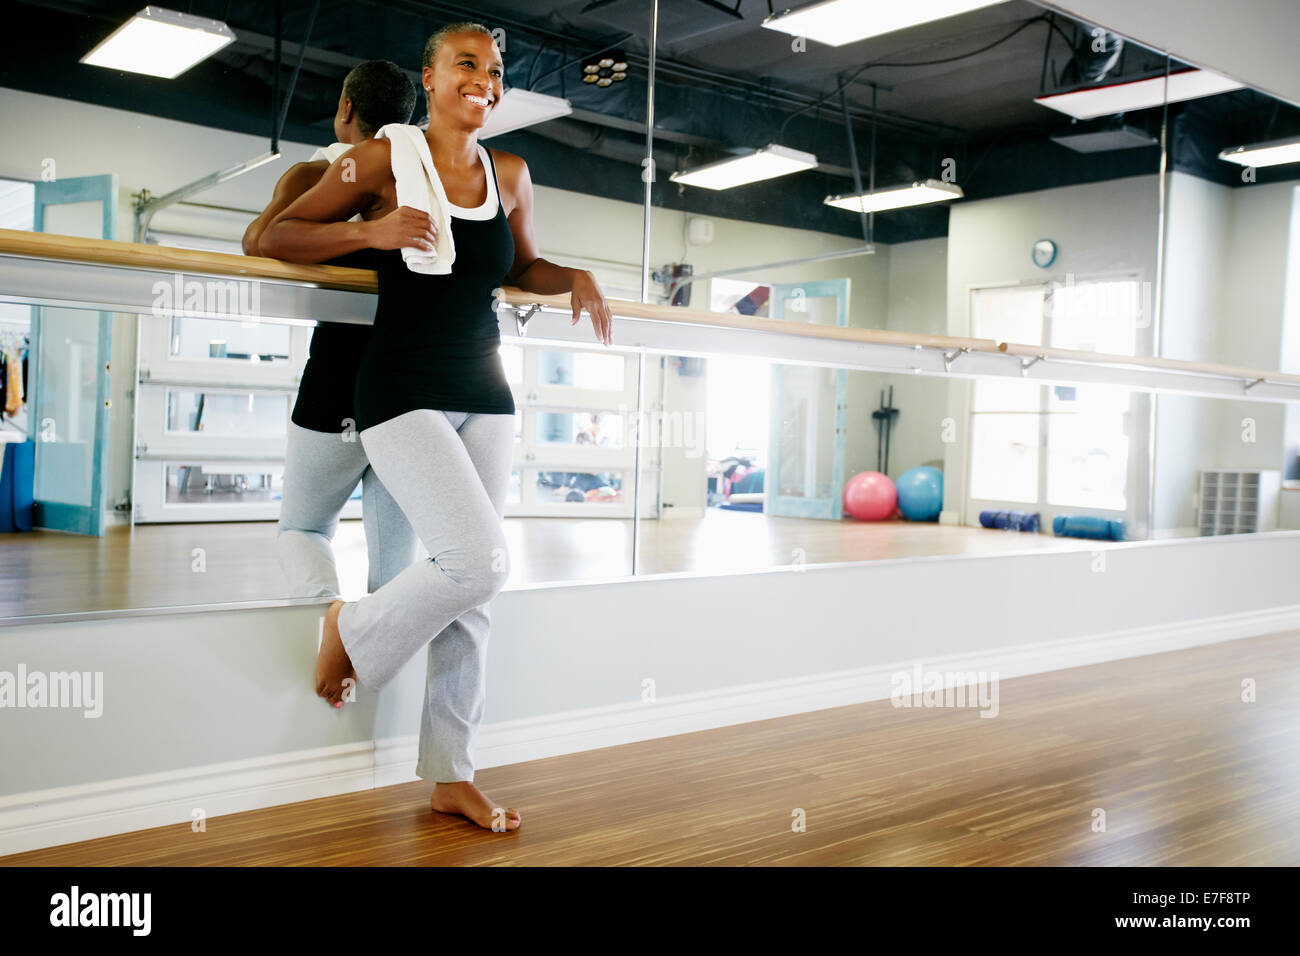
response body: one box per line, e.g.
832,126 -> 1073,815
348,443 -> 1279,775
844,471 -> 897,521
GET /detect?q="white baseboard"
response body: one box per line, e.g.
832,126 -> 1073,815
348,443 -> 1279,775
4,603 -> 1298,857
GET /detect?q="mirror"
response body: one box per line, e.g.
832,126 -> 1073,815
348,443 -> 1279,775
626,0 -> 1298,575
633,0 -> 1164,575
1,0 -> 1297,620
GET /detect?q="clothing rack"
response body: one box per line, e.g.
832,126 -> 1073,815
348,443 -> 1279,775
1,326 -> 30,432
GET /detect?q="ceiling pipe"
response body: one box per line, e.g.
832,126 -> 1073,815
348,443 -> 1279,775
133,151 -> 281,243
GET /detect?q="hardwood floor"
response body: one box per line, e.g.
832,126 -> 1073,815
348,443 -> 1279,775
1,510 -> 1120,618
5,630 -> 1297,866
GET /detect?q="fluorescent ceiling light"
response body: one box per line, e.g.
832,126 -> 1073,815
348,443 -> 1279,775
1035,69 -> 1244,120
669,144 -> 819,190
1218,135 -> 1300,167
80,6 -> 235,79
478,89 -> 573,139
825,179 -> 964,213
762,0 -> 1004,47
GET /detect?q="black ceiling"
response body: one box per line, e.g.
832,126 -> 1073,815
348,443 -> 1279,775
2,0 -> 1298,245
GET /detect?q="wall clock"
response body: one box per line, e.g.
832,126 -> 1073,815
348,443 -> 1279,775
1032,238 -> 1058,269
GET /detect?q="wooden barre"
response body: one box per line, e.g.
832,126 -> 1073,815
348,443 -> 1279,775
2,229 -> 1298,388
997,341 -> 1300,388
0,227 -> 378,292
494,287 -> 1001,352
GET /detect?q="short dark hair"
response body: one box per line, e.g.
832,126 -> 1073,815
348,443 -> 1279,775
423,21 -> 495,68
342,59 -> 416,136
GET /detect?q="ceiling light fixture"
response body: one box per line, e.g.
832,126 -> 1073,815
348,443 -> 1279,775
478,88 -> 573,139
825,179 -> 964,213
669,144 -> 819,190
581,51 -> 629,87
762,0 -> 1004,47
1034,69 -> 1244,120
80,6 -> 236,79
1218,135 -> 1300,167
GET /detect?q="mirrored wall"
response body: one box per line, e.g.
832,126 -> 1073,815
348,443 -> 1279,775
1,0 -> 1298,620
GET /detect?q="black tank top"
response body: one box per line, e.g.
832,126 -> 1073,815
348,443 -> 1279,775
290,247 -> 381,433
353,144 -> 517,431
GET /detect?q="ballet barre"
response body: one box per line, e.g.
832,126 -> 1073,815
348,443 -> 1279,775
494,287 -> 1300,403
1,230 -> 1298,403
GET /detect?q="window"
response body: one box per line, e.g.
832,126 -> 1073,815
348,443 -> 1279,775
968,277 -> 1140,518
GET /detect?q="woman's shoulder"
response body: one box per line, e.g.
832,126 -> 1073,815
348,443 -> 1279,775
485,147 -> 527,206
485,146 -> 525,178
336,137 -> 394,184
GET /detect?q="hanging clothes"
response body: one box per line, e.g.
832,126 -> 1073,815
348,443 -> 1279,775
4,349 -> 22,416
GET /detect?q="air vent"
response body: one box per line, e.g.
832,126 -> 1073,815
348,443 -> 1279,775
1050,125 -> 1159,153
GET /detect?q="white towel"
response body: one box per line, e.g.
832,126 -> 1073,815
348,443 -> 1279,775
309,142 -> 351,163
309,142 -> 362,223
374,123 -> 456,274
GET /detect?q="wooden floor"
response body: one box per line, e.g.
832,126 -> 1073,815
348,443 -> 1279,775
4,510 -> 1128,618
6,630 -> 1297,866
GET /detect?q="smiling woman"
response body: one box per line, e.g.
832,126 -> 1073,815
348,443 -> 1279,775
425,21 -> 504,121
256,20 -> 614,834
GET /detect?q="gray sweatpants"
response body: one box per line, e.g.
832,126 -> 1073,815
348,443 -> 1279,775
277,421 -> 419,597
337,408 -> 515,783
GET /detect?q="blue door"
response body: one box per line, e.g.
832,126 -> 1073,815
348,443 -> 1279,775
766,279 -> 850,520
29,174 -> 118,535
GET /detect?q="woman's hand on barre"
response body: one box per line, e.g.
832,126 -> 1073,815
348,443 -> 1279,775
570,269 -> 613,346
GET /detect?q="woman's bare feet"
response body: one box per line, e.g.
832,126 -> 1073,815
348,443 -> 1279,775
430,781 -> 521,831
316,599 -> 355,707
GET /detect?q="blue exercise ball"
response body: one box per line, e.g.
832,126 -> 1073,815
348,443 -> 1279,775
897,466 -> 943,521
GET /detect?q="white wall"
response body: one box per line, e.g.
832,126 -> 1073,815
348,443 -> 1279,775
1283,186 -> 1300,482
1162,173 -> 1230,364
1157,173 -> 1297,530
870,238 -> 951,481
1156,173 -> 1230,531
1215,180 -> 1295,370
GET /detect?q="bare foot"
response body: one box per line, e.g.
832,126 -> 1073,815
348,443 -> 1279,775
430,781 -> 521,831
316,599 -> 355,708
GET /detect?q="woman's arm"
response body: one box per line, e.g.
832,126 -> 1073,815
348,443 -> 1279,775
498,151 -> 613,346
260,139 -> 438,263
242,161 -> 328,257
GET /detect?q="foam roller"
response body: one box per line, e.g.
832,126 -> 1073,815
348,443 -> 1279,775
1052,514 -> 1126,541
978,509 -> 1040,532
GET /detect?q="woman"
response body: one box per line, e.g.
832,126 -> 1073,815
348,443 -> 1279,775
262,21 -> 614,833
243,60 -> 419,604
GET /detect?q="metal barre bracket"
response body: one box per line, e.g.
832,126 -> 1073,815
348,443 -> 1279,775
942,347 -> 970,372
514,303 -> 540,337
1019,355 -> 1045,377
